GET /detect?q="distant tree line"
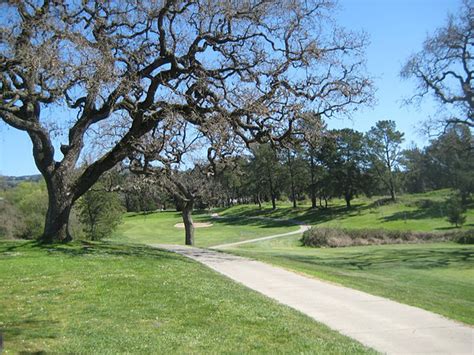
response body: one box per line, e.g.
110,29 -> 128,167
1,119 -> 472,243
119,119 -> 473,213
197,121 -> 471,211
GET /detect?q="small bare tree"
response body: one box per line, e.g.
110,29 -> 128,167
162,167 -> 219,246
128,112 -> 237,246
401,0 -> 473,129
1,1 -> 372,242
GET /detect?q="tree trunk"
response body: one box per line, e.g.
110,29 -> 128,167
182,201 -> 194,246
345,193 -> 352,209
42,179 -> 74,243
256,192 -> 262,209
271,194 -> 276,210
265,160 -> 279,211
389,183 -> 396,201
124,194 -> 132,212
310,155 -> 317,209
385,146 -> 396,201
287,149 -> 297,208
311,192 -> 317,209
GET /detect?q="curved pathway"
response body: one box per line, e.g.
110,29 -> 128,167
210,224 -> 310,249
151,244 -> 473,355
208,213 -> 311,249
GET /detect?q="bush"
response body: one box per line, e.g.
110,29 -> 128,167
412,199 -> 436,209
455,231 -> 474,244
301,227 -> 474,248
77,187 -> 124,240
445,195 -> 467,228
0,198 -> 26,239
1,181 -> 48,239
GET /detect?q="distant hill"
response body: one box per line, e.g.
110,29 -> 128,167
0,174 -> 42,188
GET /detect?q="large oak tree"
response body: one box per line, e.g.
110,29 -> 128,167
0,0 -> 372,242
401,0 -> 473,129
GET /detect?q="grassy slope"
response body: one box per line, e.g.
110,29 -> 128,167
113,210 -> 298,247
0,241 -> 373,354
229,236 -> 474,325
220,190 -> 474,231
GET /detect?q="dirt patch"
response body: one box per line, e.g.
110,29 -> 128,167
174,222 -> 213,228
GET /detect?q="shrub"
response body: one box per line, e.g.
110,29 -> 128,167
0,198 -> 26,239
370,198 -> 396,207
301,227 -> 474,248
445,195 -> 467,228
455,231 -> 474,244
1,181 -> 48,239
77,187 -> 124,240
300,228 -> 351,248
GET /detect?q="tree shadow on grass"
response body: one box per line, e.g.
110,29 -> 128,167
294,204 -> 371,224
1,318 -> 58,354
381,199 -> 458,223
435,223 -> 474,231
278,247 -> 474,271
200,215 -> 297,229
28,241 -> 179,261
216,203 -> 372,226
0,242 -> 27,253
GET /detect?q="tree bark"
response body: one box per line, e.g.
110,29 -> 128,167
290,186 -> 297,209
256,192 -> 262,209
344,193 -> 352,209
385,144 -> 396,201
266,161 -> 277,210
42,176 -> 74,243
271,194 -> 277,210
287,149 -> 297,208
310,154 -> 317,209
182,201 -> 194,246
389,182 -> 396,201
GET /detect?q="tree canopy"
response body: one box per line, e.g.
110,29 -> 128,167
401,0 -> 473,129
0,0 -> 372,242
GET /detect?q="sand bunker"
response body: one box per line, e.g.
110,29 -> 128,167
174,222 -> 213,228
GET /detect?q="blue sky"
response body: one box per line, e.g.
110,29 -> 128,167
329,0 -> 458,139
0,0 -> 460,176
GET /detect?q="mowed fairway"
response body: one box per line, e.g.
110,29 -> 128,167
227,236 -> 474,325
113,191 -> 474,326
113,210 -> 299,247
220,190 -> 474,232
0,241 -> 374,354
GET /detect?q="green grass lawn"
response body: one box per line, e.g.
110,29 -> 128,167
113,210 -> 299,247
3,189 -> 471,353
220,189 -> 474,232
227,236 -> 474,325
111,190 -> 474,327
0,241 -> 374,354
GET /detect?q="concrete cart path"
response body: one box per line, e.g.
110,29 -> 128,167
151,244 -> 473,355
208,213 -> 310,249
210,224 -> 310,249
